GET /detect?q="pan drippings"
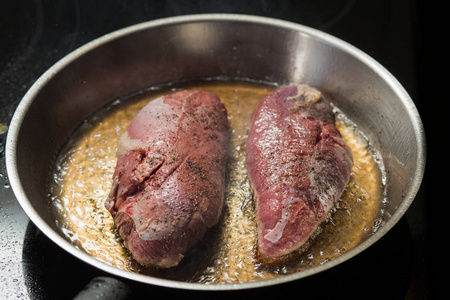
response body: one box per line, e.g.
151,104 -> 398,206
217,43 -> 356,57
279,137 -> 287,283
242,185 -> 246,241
49,80 -> 385,284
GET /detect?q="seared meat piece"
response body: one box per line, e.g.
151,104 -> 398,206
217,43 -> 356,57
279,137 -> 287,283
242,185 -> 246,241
246,85 -> 353,259
106,89 -> 229,268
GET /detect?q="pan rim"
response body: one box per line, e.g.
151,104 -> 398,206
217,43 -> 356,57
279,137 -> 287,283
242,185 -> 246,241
5,13 -> 426,291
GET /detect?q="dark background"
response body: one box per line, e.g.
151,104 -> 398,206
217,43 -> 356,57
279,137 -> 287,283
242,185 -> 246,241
1,0 -> 432,299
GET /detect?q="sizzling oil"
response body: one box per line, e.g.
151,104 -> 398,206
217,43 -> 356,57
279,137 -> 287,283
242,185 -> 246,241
49,80 -> 385,284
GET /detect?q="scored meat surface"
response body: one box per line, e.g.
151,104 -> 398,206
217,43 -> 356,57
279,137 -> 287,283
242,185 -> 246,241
246,85 -> 353,259
106,89 -> 229,268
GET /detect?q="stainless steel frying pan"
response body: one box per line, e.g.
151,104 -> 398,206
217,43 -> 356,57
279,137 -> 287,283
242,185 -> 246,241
5,14 -> 425,290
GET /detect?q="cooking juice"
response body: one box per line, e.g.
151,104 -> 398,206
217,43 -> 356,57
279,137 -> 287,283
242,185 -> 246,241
49,80 -> 385,283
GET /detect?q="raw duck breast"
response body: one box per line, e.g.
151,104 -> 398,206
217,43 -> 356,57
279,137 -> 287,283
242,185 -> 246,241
246,85 -> 353,259
106,89 -> 229,268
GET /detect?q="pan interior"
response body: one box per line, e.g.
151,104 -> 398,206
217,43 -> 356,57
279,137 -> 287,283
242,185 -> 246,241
48,79 -> 386,284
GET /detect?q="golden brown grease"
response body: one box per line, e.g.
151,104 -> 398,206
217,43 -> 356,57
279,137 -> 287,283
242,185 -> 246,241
49,80 -> 385,284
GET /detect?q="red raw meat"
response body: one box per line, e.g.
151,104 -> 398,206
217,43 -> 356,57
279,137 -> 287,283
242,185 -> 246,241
106,89 -> 229,268
246,85 -> 353,259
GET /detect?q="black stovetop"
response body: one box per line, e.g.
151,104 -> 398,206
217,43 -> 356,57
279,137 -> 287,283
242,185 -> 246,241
0,1 -> 430,299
